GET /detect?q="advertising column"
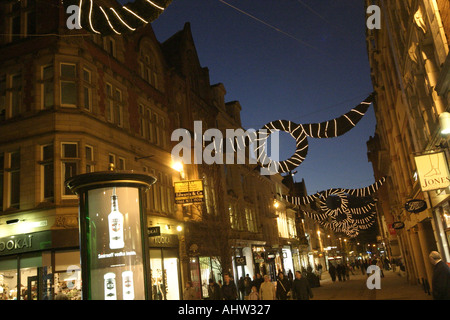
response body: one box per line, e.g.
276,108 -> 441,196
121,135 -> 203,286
66,172 -> 156,300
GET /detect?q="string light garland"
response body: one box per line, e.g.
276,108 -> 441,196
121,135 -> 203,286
282,177 -> 385,238
63,0 -> 172,36
224,93 -> 374,173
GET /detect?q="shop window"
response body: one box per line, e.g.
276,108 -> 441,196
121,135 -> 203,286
60,63 -> 77,107
0,250 -> 80,300
150,248 -> 180,300
54,250 -> 81,300
0,257 -> 18,300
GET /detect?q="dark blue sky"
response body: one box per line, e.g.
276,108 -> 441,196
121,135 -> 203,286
147,0 -> 376,194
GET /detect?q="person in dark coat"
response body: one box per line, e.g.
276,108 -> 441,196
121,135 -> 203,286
208,279 -> 223,300
328,263 -> 336,282
244,274 -> 252,298
291,271 -> 313,300
336,264 -> 343,281
429,251 -> 450,300
221,273 -> 237,300
252,273 -> 263,291
276,272 -> 291,300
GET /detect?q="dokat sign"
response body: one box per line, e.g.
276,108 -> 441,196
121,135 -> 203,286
414,152 -> 450,192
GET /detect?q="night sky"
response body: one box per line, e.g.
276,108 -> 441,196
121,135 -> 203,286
146,0 -> 376,195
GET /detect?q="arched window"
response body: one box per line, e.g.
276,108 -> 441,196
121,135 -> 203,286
138,39 -> 164,91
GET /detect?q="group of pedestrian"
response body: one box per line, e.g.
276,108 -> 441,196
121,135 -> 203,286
183,270 -> 315,300
328,262 -> 350,282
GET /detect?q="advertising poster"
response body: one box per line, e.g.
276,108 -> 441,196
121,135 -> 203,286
87,187 -> 145,300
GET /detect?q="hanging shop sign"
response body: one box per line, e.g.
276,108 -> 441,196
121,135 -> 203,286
404,199 -> 427,213
392,221 -> 405,230
148,226 -> 161,237
235,256 -> 247,266
414,152 -> 450,192
174,180 -> 204,204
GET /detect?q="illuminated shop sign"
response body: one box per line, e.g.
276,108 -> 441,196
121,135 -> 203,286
0,231 -> 52,256
174,180 -> 204,204
414,152 -> 450,192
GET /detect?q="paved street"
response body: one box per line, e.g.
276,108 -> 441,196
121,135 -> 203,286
310,269 -> 433,300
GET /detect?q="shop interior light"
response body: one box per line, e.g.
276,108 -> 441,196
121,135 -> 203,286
439,112 -> 450,134
176,225 -> 182,232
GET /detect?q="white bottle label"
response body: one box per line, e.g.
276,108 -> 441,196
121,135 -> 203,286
122,271 -> 135,300
108,195 -> 124,249
104,272 -> 117,300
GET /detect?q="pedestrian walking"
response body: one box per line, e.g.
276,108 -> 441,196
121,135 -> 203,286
336,263 -> 343,281
376,259 -> 384,278
259,275 -> 276,300
252,273 -> 263,291
183,281 -> 199,300
276,272 -> 291,300
317,263 -> 323,279
428,251 -> 450,300
291,271 -> 313,300
329,263 -> 337,282
238,276 -> 245,300
244,274 -> 252,299
208,279 -> 222,300
248,286 -> 259,300
221,273 -> 237,300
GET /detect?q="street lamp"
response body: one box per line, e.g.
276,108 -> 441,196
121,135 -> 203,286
439,112 -> 450,134
171,160 -> 185,179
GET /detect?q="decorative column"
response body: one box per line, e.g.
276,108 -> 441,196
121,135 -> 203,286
66,171 -> 156,300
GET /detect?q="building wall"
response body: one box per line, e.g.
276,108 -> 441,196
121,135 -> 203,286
366,0 -> 450,289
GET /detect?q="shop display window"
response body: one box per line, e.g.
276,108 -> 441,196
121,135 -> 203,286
150,248 -> 180,300
0,250 -> 80,300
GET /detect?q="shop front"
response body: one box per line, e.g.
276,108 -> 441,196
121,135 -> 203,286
0,229 -> 80,300
148,233 -> 182,300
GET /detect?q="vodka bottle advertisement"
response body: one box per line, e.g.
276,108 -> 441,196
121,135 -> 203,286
104,272 -> 117,300
122,271 -> 135,300
87,186 -> 145,300
108,189 -> 125,249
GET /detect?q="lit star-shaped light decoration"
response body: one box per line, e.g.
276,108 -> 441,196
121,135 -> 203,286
64,0 -> 172,36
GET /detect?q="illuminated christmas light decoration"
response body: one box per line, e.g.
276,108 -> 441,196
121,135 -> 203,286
63,0 -> 172,36
224,93 -> 375,173
282,177 -> 385,238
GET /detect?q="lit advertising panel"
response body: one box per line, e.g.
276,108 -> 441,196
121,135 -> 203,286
87,186 -> 144,300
